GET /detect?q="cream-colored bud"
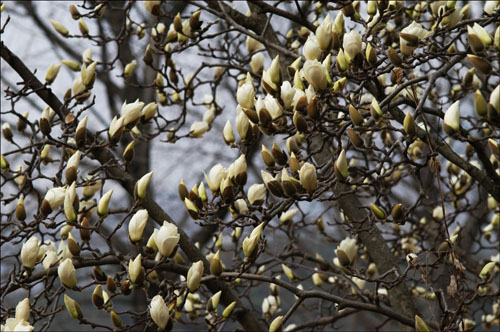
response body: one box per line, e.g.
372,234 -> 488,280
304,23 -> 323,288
135,171 -> 153,200
415,315 -> 430,332
64,294 -> 83,320
190,121 -> 209,138
49,19 -> 69,37
236,109 -> 250,139
123,60 -> 137,78
490,84 -> 500,113
210,250 -> 223,276
128,209 -> 148,244
299,162 -> 317,192
248,184 -> 266,205
150,295 -> 169,329
268,55 -> 281,84
269,315 -> 284,332
61,59 -> 80,72
246,36 -> 262,53
303,35 -> 321,60
97,189 -> 113,217
280,209 -> 298,224
242,222 -> 264,257
400,21 -> 431,56
41,187 -> 66,216
187,260 -> 204,291
336,49 -> 348,71
280,81 -> 296,110
443,100 -> 460,136
58,258 -> 77,288
141,102 -> 158,122
222,120 -> 235,145
155,221 -> 180,257
144,0 -> 161,15
480,261 -> 496,281
343,30 -> 362,61
223,301 -> 237,318
204,164 -> 227,192
237,80 -> 255,110
15,298 -> 30,322
21,236 -> 39,269
250,52 -> 265,74
334,149 -> 348,179
121,100 -> 144,127
302,60 -> 327,90
129,254 -> 144,284
316,14 -> 332,50
64,182 -> 78,224
333,11 -> 344,35
336,237 -> 357,266
45,64 -> 61,84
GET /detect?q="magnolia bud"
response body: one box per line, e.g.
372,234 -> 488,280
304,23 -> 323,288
21,236 -> 39,269
210,250 -> 223,276
337,237 -> 357,266
16,195 -> 26,221
65,151 -> 81,184
370,98 -> 383,120
143,44 -> 153,65
242,222 -> 264,257
347,129 -> 363,147
154,221 -> 180,257
467,54 -> 491,74
349,104 -> 364,126
187,260 -> 204,291
299,162 -> 317,192
404,112 -> 416,137
250,52 -> 265,74
415,315 -> 430,332
474,90 -> 487,117
45,64 -> 61,84
135,171 -> 153,200
128,209 -> 148,244
343,30 -> 362,62
443,100 -> 460,137
63,183 -> 78,225
388,47 -> 403,67
120,280 -> 131,295
144,0 -> 161,15
303,35 -> 321,60
271,142 -> 287,165
58,258 -> 77,288
480,261 -> 496,281
280,208 -> 298,224
316,14 -> 332,50
248,184 -> 266,205
41,187 -> 66,217
106,275 -> 116,293
64,294 -> 83,320
269,315 -> 284,332
370,203 -> 386,221
246,36 -> 262,53
237,80 -> 255,109
129,254 -> 145,285
334,149 -> 348,179
222,301 -> 237,318
366,43 -> 377,66
92,284 -> 104,309
185,198 -> 199,219
303,60 -> 327,90
97,189 -> 113,217
223,120 -> 235,145
268,55 -> 281,84
40,106 -> 53,136
49,19 -> 69,37
150,295 -> 169,329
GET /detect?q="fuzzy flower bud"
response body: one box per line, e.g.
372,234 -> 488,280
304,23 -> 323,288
187,260 -> 204,292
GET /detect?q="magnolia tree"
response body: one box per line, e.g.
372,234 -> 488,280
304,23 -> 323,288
1,1 -> 500,331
